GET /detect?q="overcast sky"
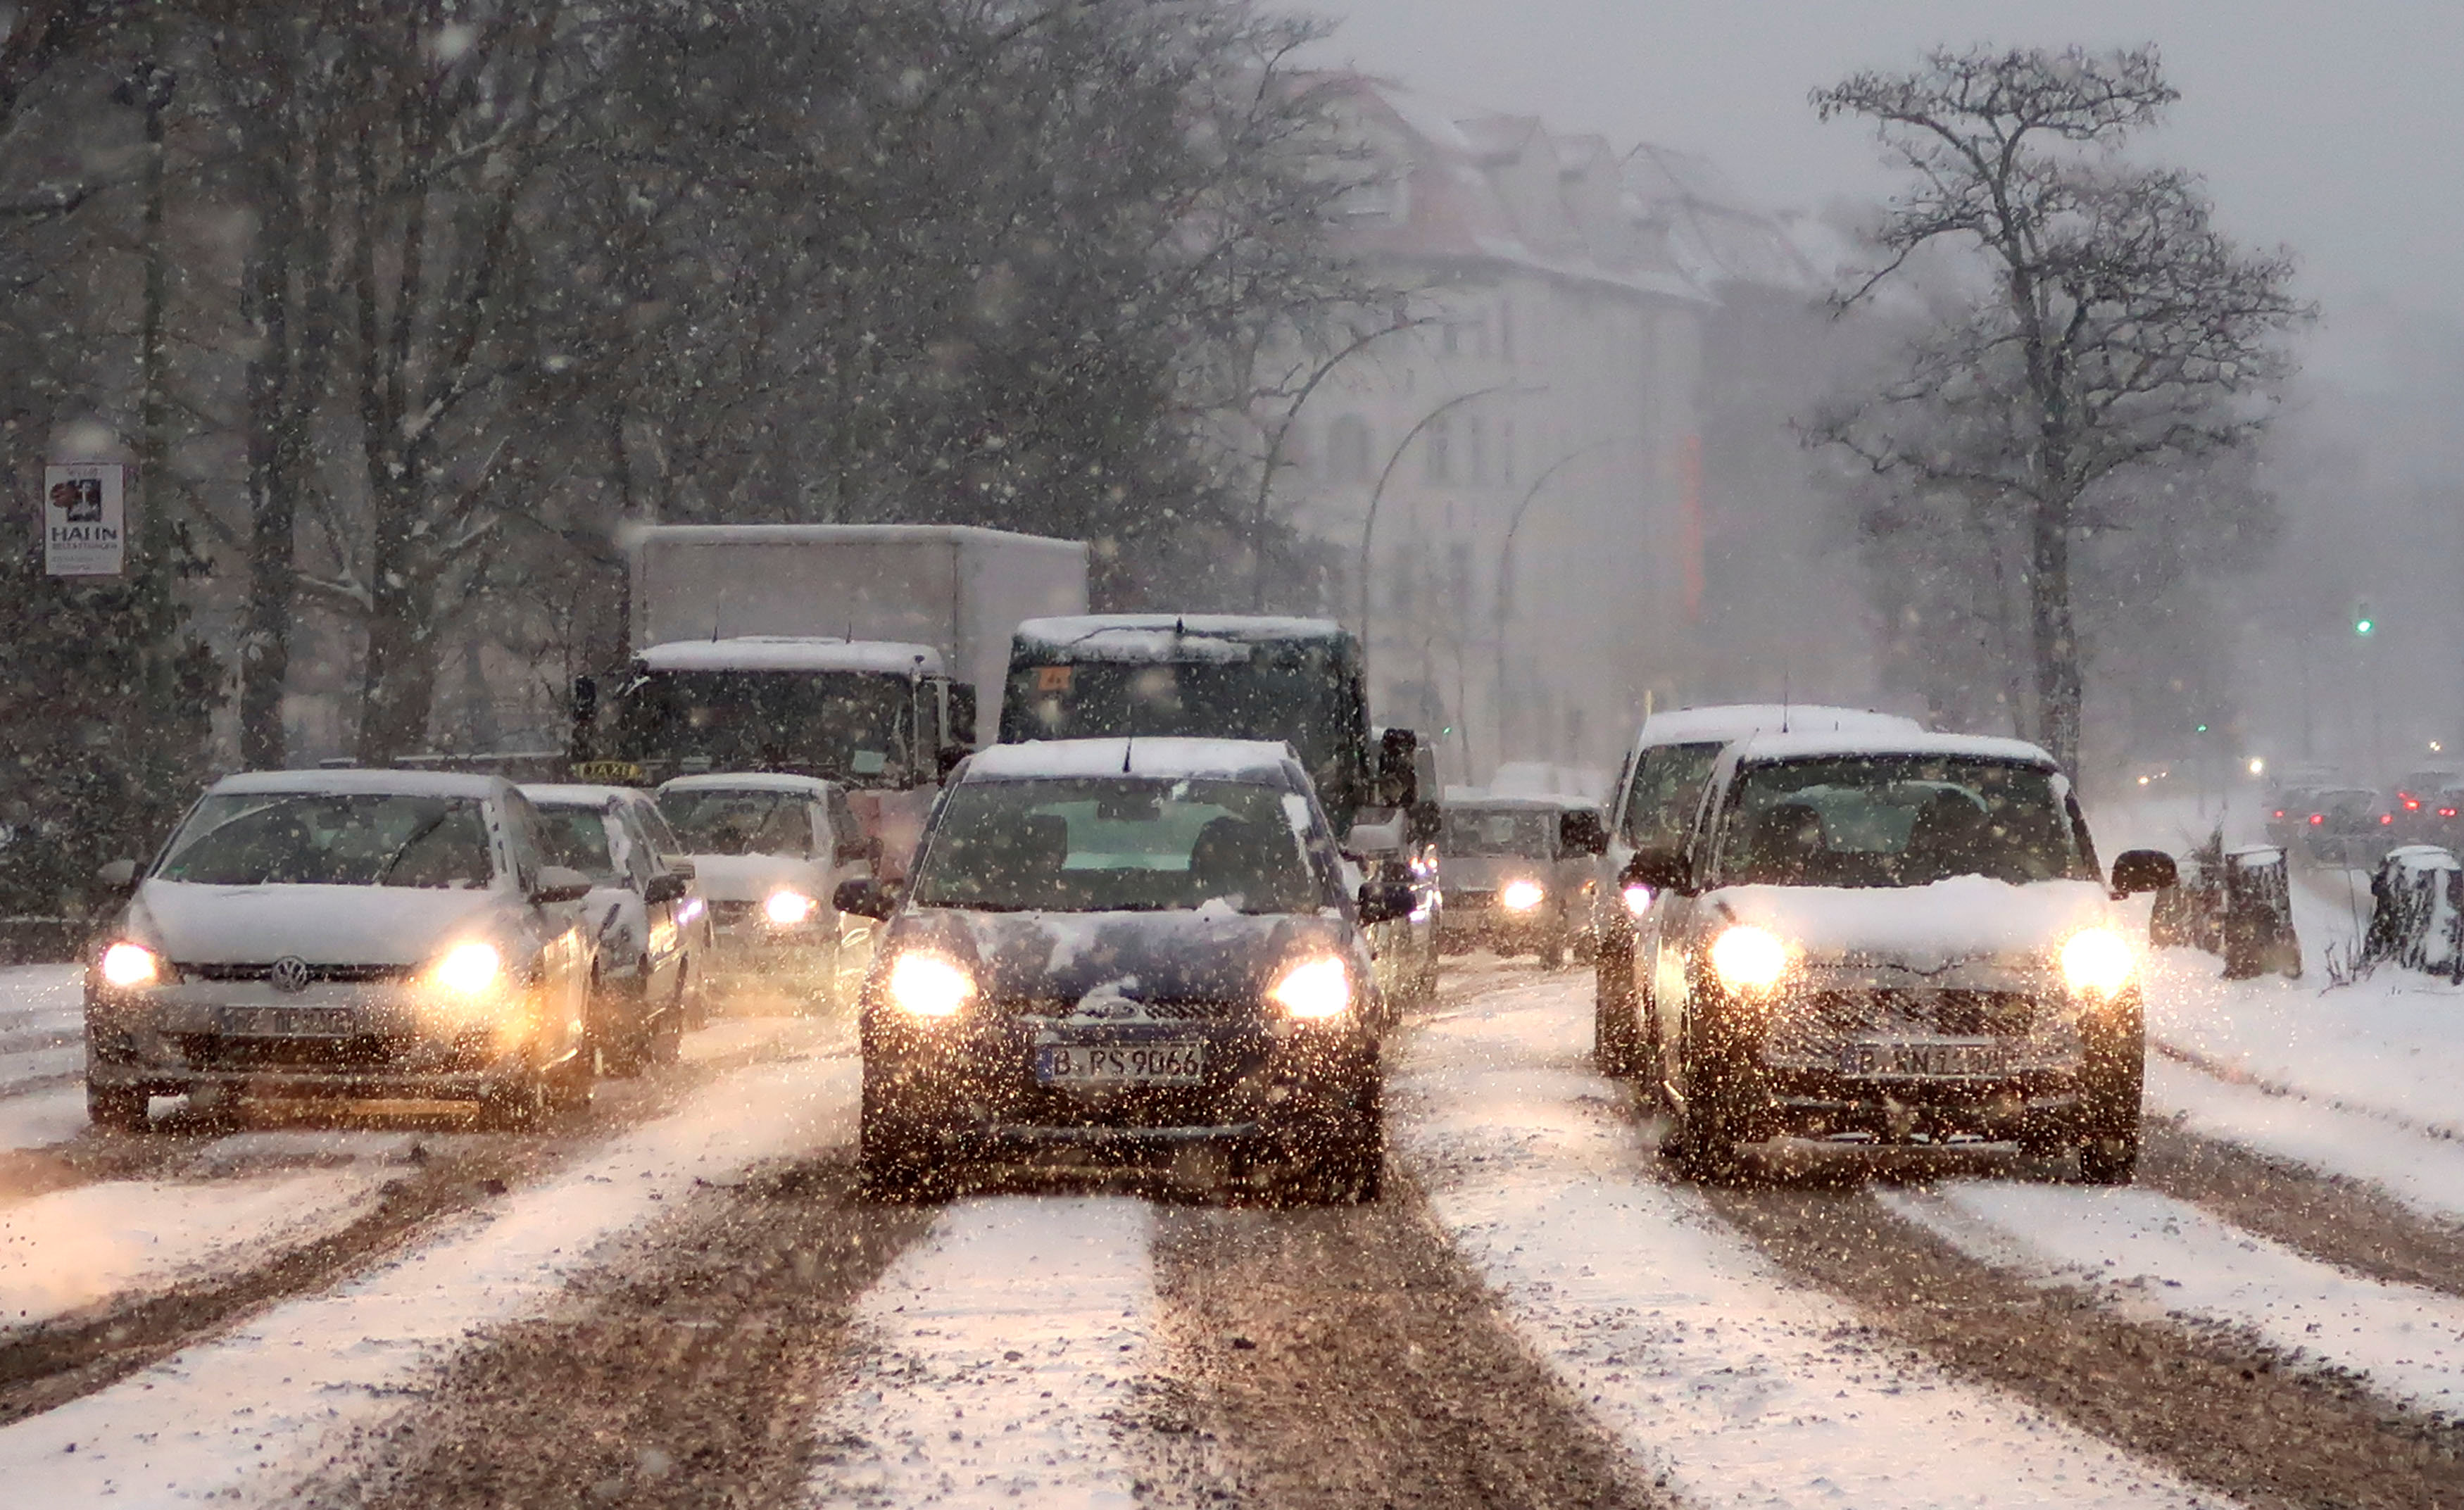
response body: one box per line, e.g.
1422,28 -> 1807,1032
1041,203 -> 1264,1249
1297,0 -> 2464,377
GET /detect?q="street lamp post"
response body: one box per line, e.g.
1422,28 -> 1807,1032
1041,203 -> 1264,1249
1491,439 -> 1620,771
1357,384 -> 1527,660
1247,316 -> 1426,612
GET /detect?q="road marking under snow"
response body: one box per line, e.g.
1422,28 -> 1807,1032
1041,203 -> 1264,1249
1884,1181 -> 2464,1421
0,1083 -> 84,1156
0,1049 -> 857,1507
806,1194 -> 1156,1509
1394,975 -> 2237,1510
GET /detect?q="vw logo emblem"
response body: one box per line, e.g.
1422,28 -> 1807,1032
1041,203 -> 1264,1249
268,957 -> 313,994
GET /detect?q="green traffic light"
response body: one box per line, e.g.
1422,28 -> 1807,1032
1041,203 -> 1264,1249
2195,724 -> 2208,734
2356,619 -> 2375,636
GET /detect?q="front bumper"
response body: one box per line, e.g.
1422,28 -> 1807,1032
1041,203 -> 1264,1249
865,1006 -> 1376,1162
85,978 -> 551,1101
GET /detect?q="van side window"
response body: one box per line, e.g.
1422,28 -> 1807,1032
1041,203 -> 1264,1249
1621,741 -> 1724,852
827,789 -> 867,857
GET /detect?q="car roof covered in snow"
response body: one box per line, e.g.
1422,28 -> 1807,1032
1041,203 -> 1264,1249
1446,792 -> 1583,813
1730,729 -> 2058,767
210,768 -> 511,800
655,772 -> 838,796
636,637 -> 944,675
1633,704 -> 1923,750
964,737 -> 1297,783
518,783 -> 653,809
1010,615 -> 1349,664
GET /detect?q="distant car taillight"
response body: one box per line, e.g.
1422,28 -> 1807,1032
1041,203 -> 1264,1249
2272,809 -> 2284,819
2441,807 -> 2458,818
2381,813 -> 2394,825
2404,797 -> 2421,810
2309,814 -> 2324,824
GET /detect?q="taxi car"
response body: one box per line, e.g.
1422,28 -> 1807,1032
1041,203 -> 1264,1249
521,783 -> 705,1072
1435,795 -> 1604,967
836,737 -> 1409,1201
84,770 -> 596,1130
1626,731 -> 2174,1184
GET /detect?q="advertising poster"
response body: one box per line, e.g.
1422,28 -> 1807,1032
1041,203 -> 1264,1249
43,462 -> 126,577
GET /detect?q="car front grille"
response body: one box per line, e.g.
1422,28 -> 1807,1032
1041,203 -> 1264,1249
1794,988 -> 2038,1036
177,962 -> 414,984
173,1033 -> 413,1071
1000,997 -> 1255,1023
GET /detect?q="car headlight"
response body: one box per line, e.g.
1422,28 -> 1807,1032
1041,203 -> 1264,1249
1500,879 -> 1545,912
428,941 -> 503,998
1269,955 -> 1350,1020
2059,927 -> 2135,1000
1709,924 -> 1790,995
1621,883 -> 1654,919
886,951 -> 975,1019
99,941 -> 161,989
764,890 -> 817,926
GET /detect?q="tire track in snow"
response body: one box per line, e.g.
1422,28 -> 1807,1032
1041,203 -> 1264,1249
0,1049 -> 857,1506
805,1193 -> 1162,1509
1885,1181 -> 2464,1422
1393,974 -> 2237,1510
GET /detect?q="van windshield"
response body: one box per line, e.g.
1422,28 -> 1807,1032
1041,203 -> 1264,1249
1715,756 -> 2093,888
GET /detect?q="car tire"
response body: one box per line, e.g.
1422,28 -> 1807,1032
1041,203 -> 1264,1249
1288,1080 -> 1383,1205
603,964 -> 651,1078
1670,1013 -> 1751,1183
1539,931 -> 1567,970
87,1083 -> 151,1133
1594,944 -> 1637,1077
860,1074 -> 940,1200
548,1047 -> 593,1121
651,971 -> 686,1067
477,1064 -> 548,1132
2075,998 -> 2144,1186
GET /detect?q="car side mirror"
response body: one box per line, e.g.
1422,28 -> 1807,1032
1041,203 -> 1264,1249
532,864 -> 596,905
643,872 -> 689,905
664,858 -> 696,882
2110,849 -> 2179,896
1357,879 -> 1418,926
1376,727 -> 1421,809
1621,848 -> 1689,895
1559,810 -> 1607,857
834,876 -> 899,921
95,858 -> 138,891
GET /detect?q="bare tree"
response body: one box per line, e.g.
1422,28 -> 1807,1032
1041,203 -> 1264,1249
1812,44 -> 2306,769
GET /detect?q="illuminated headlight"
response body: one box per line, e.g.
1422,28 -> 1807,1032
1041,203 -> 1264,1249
886,952 -> 975,1019
2059,928 -> 2135,1001
1621,883 -> 1654,919
763,890 -> 817,926
1500,879 -> 1546,912
1709,925 -> 1790,995
428,941 -> 503,998
1269,955 -> 1351,1020
99,942 -> 161,989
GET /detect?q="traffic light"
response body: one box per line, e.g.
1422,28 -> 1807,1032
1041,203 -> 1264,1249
2355,600 -> 2375,636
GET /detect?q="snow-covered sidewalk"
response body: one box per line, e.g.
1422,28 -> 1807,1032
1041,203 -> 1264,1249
806,1195 -> 1159,1508
1392,974 -> 2234,1510
0,1047 -> 859,1506
0,964 -> 83,1093
1885,1181 -> 2464,1421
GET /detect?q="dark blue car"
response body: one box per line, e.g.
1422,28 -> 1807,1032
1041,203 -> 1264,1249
835,737 -> 1411,1202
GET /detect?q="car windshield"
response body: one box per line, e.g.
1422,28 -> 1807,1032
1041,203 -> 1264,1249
658,788 -> 813,857
155,793 -> 495,889
534,806 -> 620,884
1441,809 -> 1552,857
1002,651 -> 1360,817
614,669 -> 908,783
1715,756 -> 2092,888
910,776 -> 1322,914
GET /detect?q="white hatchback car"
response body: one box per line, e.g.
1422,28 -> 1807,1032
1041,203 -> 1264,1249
655,774 -> 878,1007
521,784 -> 708,1072
84,770 -> 597,1129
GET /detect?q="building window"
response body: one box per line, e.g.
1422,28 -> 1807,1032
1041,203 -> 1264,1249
1447,541 -> 1472,605
1500,417 -> 1516,486
1440,322 -> 1461,358
1500,296 -> 1516,364
1424,415 -> 1452,485
1326,415 -> 1372,484
1467,416 -> 1488,486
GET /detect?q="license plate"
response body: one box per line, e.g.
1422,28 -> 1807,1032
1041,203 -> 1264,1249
222,1007 -> 356,1038
1036,1043 -> 1206,1086
1839,1040 -> 2012,1078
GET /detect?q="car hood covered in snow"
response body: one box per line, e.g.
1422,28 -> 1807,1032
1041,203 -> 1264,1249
1711,876 -> 2113,972
129,880 -> 511,967
886,906 -> 1355,1007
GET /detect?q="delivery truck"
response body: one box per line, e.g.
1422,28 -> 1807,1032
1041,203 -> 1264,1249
572,524 -> 1088,873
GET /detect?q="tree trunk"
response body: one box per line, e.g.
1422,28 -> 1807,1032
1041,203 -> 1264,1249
2028,498 -> 2082,772
237,215 -> 295,768
354,502 -> 441,762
